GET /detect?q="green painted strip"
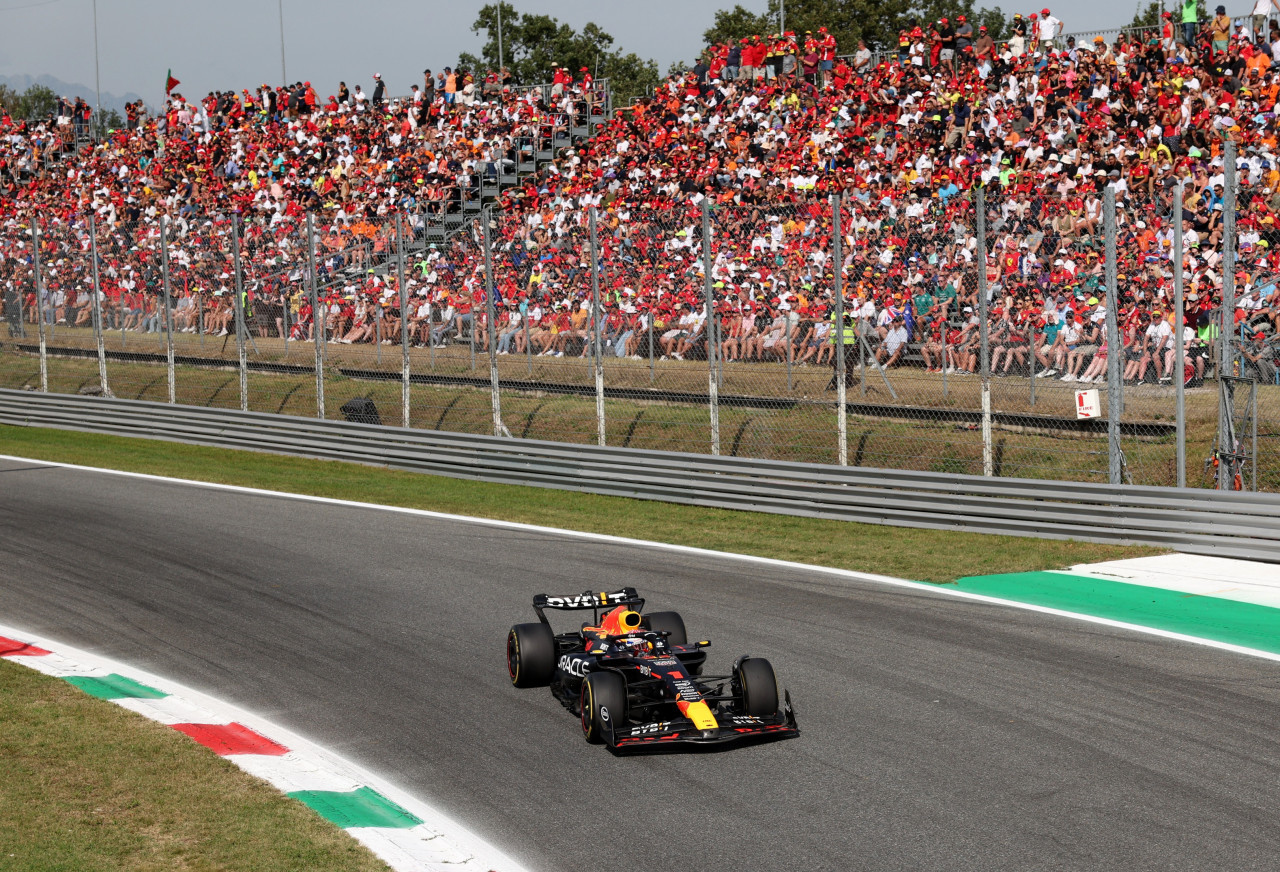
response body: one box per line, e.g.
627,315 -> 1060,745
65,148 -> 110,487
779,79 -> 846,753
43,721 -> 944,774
953,572 -> 1280,654
287,786 -> 423,829
63,673 -> 168,700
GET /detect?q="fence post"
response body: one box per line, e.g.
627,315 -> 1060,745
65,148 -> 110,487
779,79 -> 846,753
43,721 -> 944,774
160,216 -> 175,404
1173,183 -> 1186,488
824,192 -> 844,463
785,315 -> 793,392
523,301 -> 532,376
860,318 -> 866,398
398,214 -> 410,429
1028,324 -> 1036,405
470,222 -> 478,373
648,304 -> 655,385
819,190 -> 839,463
231,213 -> 248,413
88,212 -> 109,396
481,210 -> 503,437
1104,186 -> 1122,485
119,228 -> 126,350
427,291 -> 436,369
307,212 -> 324,419
32,218 -> 47,393
589,207 -> 606,447
374,294 -> 382,366
977,185 -> 992,476
1219,141 -> 1238,490
702,199 -> 719,456
14,234 -> 24,333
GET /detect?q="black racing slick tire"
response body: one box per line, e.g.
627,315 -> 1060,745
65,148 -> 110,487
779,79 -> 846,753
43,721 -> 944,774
580,671 -> 627,744
642,610 -> 687,646
736,657 -> 780,718
507,623 -> 555,688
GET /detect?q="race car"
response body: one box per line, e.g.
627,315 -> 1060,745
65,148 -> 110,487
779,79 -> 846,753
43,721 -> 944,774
505,587 -> 798,751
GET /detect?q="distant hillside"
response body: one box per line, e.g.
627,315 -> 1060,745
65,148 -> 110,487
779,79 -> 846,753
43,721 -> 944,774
0,74 -> 147,115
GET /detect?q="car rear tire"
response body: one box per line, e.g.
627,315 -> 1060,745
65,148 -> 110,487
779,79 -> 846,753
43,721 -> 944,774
580,671 -> 627,744
642,610 -> 687,646
507,622 -> 555,688
736,657 -> 779,717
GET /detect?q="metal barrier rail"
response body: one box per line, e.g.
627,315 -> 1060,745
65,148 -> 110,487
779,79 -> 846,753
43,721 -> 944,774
0,388 -> 1276,561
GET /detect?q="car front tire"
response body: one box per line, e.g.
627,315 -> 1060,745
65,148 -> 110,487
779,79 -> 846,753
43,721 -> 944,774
736,657 -> 779,717
580,671 -> 627,744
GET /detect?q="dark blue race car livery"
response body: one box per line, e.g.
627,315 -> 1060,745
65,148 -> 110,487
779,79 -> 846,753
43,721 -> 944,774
505,588 -> 799,751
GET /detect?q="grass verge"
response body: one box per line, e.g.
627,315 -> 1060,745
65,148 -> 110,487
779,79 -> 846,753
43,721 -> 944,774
0,656 -> 389,872
0,424 -> 1159,582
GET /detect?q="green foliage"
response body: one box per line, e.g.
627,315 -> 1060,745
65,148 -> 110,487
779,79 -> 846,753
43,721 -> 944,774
1131,0 -> 1207,30
464,3 -> 660,104
0,84 -> 19,116
976,7 -> 1009,42
0,83 -> 59,120
94,108 -> 123,136
725,0 -> 1014,53
703,4 -> 776,46
22,84 -> 57,119
1128,1 -> 1163,28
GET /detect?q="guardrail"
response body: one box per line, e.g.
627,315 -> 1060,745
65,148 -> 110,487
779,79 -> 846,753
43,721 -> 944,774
0,388 -> 1276,561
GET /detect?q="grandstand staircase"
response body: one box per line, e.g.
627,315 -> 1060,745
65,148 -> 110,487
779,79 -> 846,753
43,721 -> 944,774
314,86 -> 615,303
421,90 -> 612,245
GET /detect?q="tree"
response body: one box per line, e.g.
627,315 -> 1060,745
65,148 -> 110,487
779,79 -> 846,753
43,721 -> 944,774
0,84 -> 19,117
17,84 -> 58,120
601,51 -> 661,107
706,0 -> 1012,54
1128,1 -> 1162,28
976,7 -> 1008,43
94,108 -> 123,136
703,5 -> 776,46
465,4 -> 659,105
1130,0 -> 1206,31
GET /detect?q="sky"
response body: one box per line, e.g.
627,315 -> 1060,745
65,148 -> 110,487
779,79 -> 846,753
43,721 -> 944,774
0,0 -> 1193,108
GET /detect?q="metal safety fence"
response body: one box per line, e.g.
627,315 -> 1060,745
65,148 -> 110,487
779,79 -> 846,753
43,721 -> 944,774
2,141 -> 1278,493
2,390 -> 1277,561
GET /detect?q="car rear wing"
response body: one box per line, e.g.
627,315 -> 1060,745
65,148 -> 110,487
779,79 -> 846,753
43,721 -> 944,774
533,588 -> 644,623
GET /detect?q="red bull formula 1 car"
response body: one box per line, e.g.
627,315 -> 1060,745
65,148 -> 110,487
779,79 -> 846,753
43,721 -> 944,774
505,587 -> 798,751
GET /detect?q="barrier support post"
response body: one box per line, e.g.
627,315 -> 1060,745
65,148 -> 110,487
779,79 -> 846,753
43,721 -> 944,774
398,213 -> 411,429
88,212 -> 110,396
32,219 -> 47,393
589,207 -> 606,447
482,210 -> 504,437
160,216 -> 175,404
833,193 -> 847,466
1104,186 -> 1122,485
231,213 -> 248,412
977,185 -> 992,477
702,199 -> 719,456
1174,183 -> 1186,488
307,212 -> 325,419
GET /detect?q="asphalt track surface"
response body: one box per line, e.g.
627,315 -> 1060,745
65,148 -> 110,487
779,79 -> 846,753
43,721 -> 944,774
3,459 -> 1280,871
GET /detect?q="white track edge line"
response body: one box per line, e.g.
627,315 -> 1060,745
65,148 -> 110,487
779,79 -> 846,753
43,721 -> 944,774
3,452 -> 1279,665
0,620 -> 531,872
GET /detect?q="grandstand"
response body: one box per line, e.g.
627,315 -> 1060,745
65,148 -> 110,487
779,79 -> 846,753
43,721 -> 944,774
2,18 -> 1279,459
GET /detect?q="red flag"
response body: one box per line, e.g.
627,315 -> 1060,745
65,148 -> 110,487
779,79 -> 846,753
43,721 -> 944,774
165,69 -> 180,95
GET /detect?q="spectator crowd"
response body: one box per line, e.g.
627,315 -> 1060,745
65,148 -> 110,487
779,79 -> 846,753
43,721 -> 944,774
4,6 -> 1280,389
